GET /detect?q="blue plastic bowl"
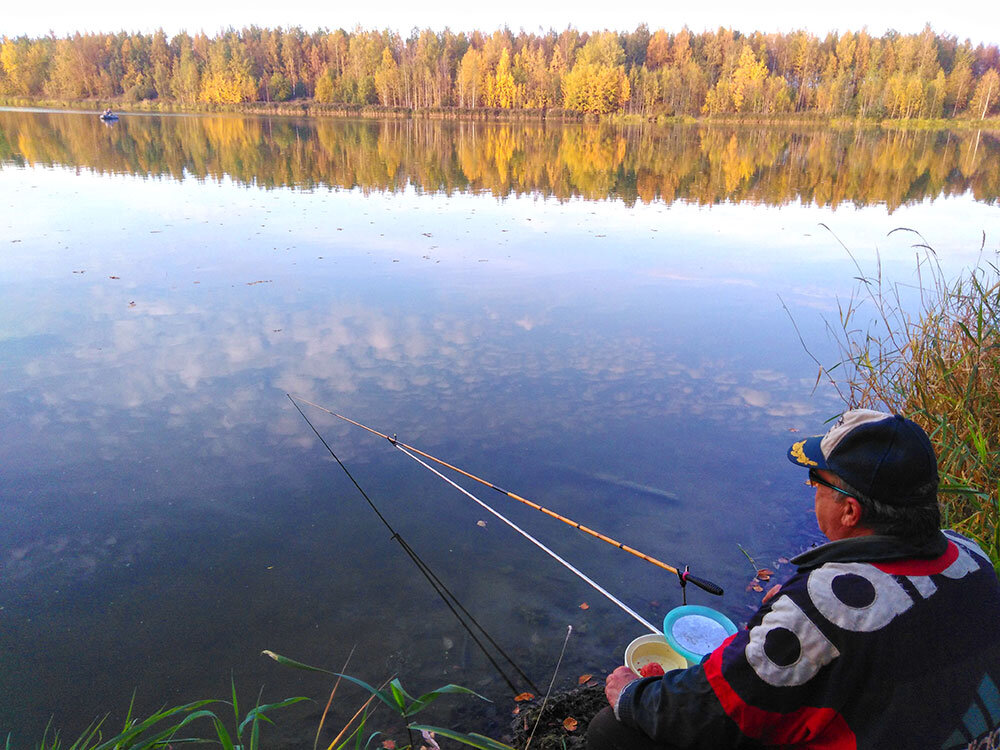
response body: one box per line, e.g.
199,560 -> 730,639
663,605 -> 737,665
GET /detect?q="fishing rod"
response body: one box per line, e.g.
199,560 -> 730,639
287,394 -> 540,696
289,395 -> 724,599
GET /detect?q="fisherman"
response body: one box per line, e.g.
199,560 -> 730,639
588,408 -> 1000,749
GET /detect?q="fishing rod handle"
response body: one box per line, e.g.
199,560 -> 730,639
681,571 -> 724,596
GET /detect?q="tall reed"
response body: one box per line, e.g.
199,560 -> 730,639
803,229 -> 999,570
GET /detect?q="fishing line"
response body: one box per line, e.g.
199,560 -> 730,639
287,394 -> 539,696
395,444 -> 661,634
288,395 -> 723,598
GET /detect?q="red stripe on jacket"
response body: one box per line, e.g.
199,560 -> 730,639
702,636 -> 857,749
872,541 -> 959,576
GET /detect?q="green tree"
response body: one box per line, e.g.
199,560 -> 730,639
268,71 -> 293,101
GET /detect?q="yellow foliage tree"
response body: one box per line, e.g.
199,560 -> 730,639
561,32 -> 630,114
487,48 -> 516,108
199,43 -> 256,104
374,47 -> 401,106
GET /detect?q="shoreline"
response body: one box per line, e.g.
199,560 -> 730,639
4,97 -> 1000,131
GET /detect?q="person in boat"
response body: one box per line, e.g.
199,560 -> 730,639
588,409 -> 1000,749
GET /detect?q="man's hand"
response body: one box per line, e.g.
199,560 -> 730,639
604,665 -> 640,706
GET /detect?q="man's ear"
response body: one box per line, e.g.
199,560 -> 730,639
841,496 -> 864,528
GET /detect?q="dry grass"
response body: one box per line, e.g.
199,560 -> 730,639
801,228 -> 999,569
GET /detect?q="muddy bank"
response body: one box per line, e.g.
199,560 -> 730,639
506,683 -> 607,750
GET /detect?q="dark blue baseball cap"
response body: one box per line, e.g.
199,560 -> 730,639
788,409 -> 938,506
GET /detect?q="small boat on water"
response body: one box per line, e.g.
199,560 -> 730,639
99,111 -> 118,121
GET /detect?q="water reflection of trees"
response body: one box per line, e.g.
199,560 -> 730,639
2,111 -> 997,209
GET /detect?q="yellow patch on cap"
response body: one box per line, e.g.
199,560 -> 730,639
790,439 -> 818,467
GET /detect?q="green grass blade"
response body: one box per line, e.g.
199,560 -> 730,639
405,684 -> 490,717
408,725 -> 516,750
231,675 -> 239,729
260,650 -> 337,676
249,710 -> 260,750
213,717 -> 236,750
237,697 -> 310,735
388,681 -> 408,713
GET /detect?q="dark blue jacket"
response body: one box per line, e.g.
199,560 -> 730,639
615,531 -> 1000,748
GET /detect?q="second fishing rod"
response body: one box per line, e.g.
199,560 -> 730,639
290,395 -> 724,599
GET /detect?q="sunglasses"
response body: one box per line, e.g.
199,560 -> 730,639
807,470 -> 856,499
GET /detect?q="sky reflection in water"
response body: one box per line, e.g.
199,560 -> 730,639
0,113 -> 997,744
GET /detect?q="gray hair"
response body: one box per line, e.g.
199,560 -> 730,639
832,475 -> 941,540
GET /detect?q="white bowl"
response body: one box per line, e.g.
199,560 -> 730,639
624,634 -> 687,674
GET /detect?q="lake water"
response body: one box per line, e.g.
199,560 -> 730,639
1,109 -> 998,745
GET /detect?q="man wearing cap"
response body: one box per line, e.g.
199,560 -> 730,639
588,409 -> 1000,749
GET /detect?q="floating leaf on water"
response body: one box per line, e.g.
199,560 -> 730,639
514,692 -> 534,702
757,568 -> 774,581
563,717 -> 578,731
788,428 -> 800,433
778,557 -> 790,564
578,674 -> 593,684
109,275 -> 120,279
476,520 -> 487,527
579,602 -> 589,610
512,706 -> 520,715
752,584 -> 764,592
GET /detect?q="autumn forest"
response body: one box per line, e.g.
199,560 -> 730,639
1,25 -> 999,118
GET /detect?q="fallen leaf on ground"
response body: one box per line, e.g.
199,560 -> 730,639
563,717 -> 578,731
578,674 -> 593,684
514,692 -> 534,702
382,741 -> 396,749
579,602 -> 589,610
512,706 -> 520,715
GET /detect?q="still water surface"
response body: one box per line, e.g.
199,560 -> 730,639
1,110 -> 997,744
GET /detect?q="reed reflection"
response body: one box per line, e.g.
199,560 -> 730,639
2,110 -> 998,209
